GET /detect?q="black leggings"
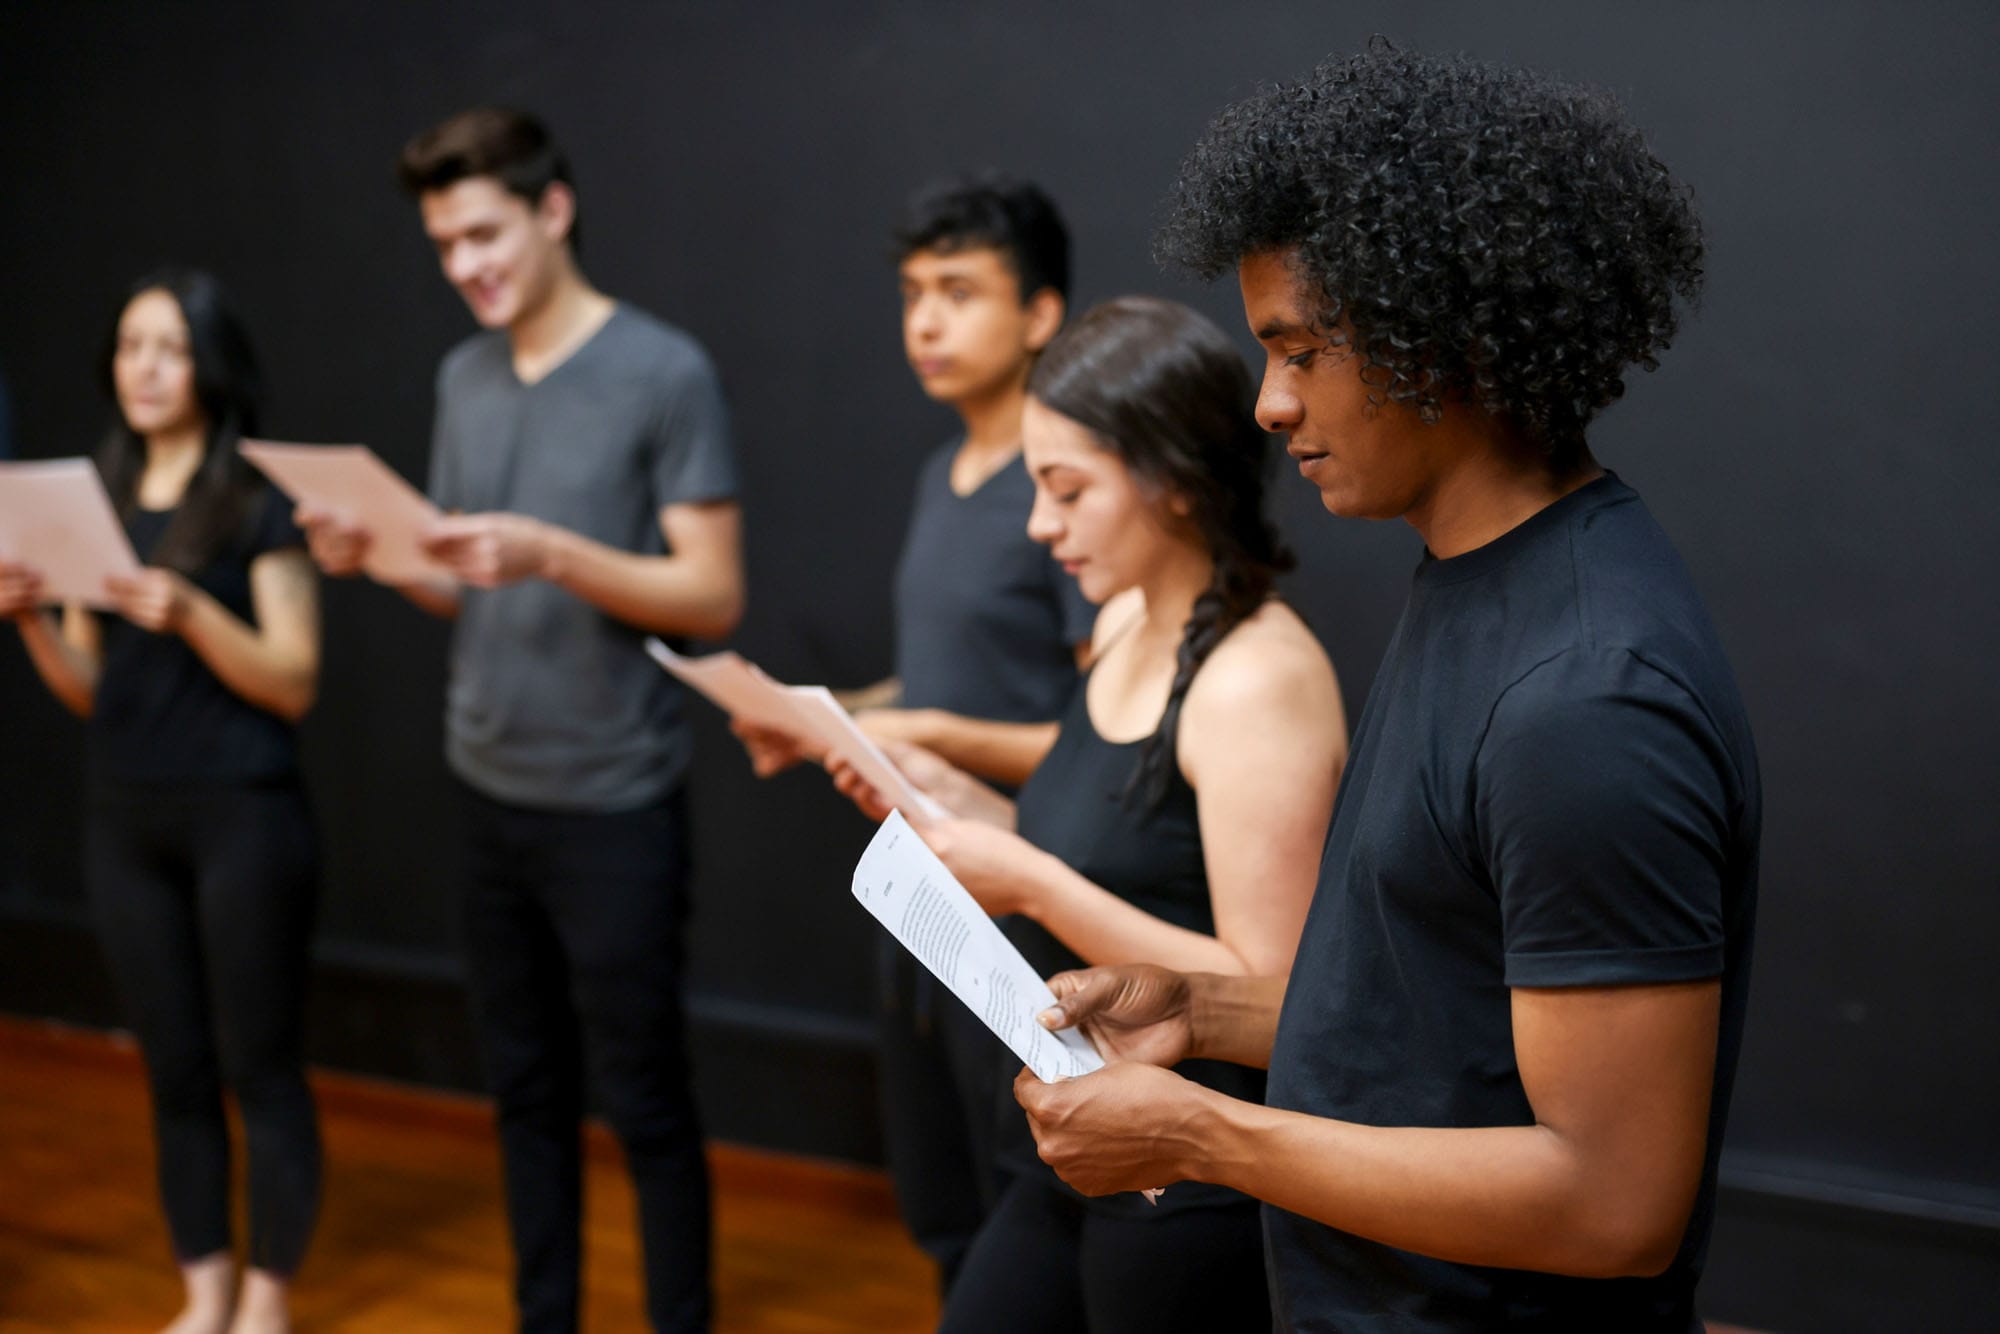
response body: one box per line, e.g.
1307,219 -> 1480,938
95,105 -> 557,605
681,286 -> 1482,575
938,1172 -> 1271,1334
85,780 -> 321,1276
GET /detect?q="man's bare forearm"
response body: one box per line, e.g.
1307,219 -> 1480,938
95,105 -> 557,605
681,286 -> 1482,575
917,714 -> 1058,787
1185,971 -> 1290,1069
394,576 -> 461,619
1191,1096 -> 1690,1278
541,526 -> 742,639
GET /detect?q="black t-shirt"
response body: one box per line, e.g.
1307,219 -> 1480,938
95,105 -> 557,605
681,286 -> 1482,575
893,442 -> 1095,721
88,483 -> 306,784
1008,675 -> 1266,1216
1264,476 -> 1760,1332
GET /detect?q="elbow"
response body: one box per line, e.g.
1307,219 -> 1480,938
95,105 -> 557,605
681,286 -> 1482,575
272,668 -> 319,723
1607,1213 -> 1690,1279
1549,1202 -> 1691,1280
697,585 -> 745,641
717,582 -> 746,636
1569,1234 -> 1683,1282
283,683 -> 318,723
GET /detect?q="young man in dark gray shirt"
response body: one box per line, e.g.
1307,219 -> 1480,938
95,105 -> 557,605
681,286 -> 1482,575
302,108 -> 741,1333
736,176 -> 1093,1293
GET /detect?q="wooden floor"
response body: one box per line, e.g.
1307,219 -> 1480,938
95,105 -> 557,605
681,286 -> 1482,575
0,1016 -> 940,1332
0,1016 -> 1769,1334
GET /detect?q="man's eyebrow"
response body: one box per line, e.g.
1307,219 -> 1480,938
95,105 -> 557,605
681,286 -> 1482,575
1255,318 -> 1309,341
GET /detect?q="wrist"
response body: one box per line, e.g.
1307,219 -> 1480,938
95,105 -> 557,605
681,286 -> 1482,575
1182,1080 -> 1261,1191
169,581 -> 210,636
907,707 -> 945,749
1016,845 -> 1071,922
1183,971 -> 1223,1062
534,520 -> 569,585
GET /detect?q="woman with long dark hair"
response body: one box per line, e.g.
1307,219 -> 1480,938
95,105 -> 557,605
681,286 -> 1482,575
0,270 -> 321,1334
831,296 -> 1348,1332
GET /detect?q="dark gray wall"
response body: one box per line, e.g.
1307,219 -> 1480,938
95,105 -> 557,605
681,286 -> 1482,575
2,3 -> 1996,1327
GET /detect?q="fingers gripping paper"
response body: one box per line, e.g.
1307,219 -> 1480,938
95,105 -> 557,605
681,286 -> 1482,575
644,638 -> 948,822
852,811 -> 1103,1084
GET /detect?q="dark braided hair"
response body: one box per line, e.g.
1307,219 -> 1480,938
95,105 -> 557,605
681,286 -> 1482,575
1028,296 -> 1294,808
1153,41 -> 1704,471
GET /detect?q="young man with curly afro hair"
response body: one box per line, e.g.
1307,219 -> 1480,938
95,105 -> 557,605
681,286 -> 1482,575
1013,43 -> 1760,1332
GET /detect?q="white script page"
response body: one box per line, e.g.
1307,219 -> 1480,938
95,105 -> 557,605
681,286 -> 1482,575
239,441 -> 447,585
644,640 -> 948,823
781,686 -> 949,822
643,639 -> 816,736
0,459 -> 141,607
852,811 -> 1103,1084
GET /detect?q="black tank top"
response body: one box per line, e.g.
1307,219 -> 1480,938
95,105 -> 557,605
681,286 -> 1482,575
1003,667 -> 1267,1214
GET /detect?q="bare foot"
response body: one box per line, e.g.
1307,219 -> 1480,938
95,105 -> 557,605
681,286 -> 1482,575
162,1252 -> 234,1334
225,1268 -> 293,1334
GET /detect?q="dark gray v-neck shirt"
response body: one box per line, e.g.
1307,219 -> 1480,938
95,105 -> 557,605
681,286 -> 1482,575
892,442 -> 1095,722
427,303 -> 737,811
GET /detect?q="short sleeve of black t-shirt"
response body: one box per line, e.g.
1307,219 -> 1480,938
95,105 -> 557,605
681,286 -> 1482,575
1478,648 -> 1735,987
892,443 -> 1092,722
88,482 -> 306,784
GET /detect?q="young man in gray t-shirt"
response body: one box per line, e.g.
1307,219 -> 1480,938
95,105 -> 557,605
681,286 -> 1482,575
735,175 -> 1093,1296
301,108 -> 740,1333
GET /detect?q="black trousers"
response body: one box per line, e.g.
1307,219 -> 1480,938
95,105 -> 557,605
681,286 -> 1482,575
85,780 -> 322,1276
456,781 -> 710,1334
876,942 -> 1003,1291
938,1172 -> 1271,1334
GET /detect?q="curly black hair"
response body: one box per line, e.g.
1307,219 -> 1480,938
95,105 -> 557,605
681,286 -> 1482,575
1154,42 -> 1703,467
894,172 -> 1071,303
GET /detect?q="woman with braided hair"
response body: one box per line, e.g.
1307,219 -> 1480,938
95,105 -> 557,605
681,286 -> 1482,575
829,295 -> 1347,1333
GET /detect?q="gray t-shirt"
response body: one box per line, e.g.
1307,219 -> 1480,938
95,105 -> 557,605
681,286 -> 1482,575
428,303 -> 737,811
892,442 -> 1095,722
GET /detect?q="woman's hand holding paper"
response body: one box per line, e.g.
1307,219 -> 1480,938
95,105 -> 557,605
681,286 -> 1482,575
916,817 -> 1056,918
0,558 -> 46,619
104,567 -> 194,634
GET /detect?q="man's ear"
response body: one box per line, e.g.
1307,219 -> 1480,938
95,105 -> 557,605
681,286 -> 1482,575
536,181 -> 578,247
1024,288 -> 1066,353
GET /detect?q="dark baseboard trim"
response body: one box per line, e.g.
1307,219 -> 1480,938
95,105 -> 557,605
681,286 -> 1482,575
1705,1165 -> 2000,1330
1719,1151 -> 2000,1233
0,901 -> 884,1166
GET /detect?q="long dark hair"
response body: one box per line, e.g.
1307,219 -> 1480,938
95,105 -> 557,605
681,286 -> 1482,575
96,269 -> 265,573
1027,296 -> 1294,807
